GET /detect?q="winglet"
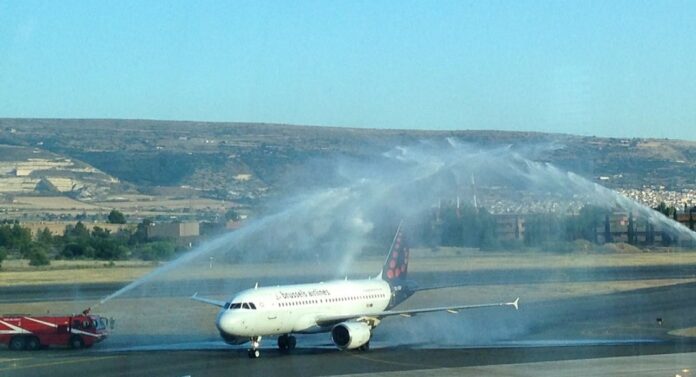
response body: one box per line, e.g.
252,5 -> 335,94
192,292 -> 198,299
508,297 -> 519,310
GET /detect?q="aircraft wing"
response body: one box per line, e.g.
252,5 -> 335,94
316,298 -> 518,327
191,292 -> 227,308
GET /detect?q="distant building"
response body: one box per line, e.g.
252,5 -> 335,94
226,220 -> 243,231
146,221 -> 200,243
676,212 -> 696,231
494,214 -> 525,241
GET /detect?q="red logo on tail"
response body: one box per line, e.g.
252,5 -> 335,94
383,229 -> 409,281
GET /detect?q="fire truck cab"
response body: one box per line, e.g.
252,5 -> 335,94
0,312 -> 109,350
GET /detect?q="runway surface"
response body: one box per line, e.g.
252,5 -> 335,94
2,340 -> 695,377
2,264 -> 696,376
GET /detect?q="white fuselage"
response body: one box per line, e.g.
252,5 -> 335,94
216,279 -> 391,342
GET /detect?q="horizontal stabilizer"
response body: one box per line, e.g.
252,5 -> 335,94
510,297 -> 519,310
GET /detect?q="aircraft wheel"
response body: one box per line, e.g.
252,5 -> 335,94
9,336 -> 25,351
248,349 -> 260,358
277,335 -> 288,351
288,336 -> 296,350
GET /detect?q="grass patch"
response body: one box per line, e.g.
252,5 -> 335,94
2,248 -> 696,287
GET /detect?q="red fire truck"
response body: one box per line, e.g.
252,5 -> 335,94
0,309 -> 108,350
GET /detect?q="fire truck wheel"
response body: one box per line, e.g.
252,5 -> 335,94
25,337 -> 40,350
9,336 -> 26,350
69,335 -> 84,349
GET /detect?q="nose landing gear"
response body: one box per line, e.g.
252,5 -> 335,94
247,337 -> 262,359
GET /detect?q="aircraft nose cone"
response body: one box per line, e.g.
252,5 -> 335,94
216,311 -> 240,335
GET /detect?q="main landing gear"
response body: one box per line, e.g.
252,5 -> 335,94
247,337 -> 261,359
277,334 -> 296,352
246,334 -> 297,358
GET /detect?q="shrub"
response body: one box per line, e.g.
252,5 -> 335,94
0,246 -> 6,268
108,209 -> 127,224
27,245 -> 50,266
136,241 -> 177,261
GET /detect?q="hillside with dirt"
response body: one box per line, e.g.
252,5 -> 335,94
0,118 -> 694,203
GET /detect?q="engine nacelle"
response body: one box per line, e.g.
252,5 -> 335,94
331,321 -> 371,350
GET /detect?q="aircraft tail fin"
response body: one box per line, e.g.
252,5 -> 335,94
378,221 -> 409,283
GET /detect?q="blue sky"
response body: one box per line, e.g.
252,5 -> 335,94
1,1 -> 695,140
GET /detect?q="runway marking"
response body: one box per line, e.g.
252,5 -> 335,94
347,352 -> 438,370
0,355 -> 120,373
0,358 -> 24,363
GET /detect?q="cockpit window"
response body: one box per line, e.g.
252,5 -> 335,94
228,302 -> 257,310
224,302 -> 231,309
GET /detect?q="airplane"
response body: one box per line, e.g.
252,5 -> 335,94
192,223 -> 519,358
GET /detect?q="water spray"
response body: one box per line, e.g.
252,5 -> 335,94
86,140 -> 695,331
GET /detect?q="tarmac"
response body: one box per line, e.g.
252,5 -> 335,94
338,351 -> 696,377
2,264 -> 696,376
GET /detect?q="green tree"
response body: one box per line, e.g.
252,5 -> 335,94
525,213 -> 565,249
108,209 -> 127,224
90,226 -> 123,260
0,223 -> 32,252
627,213 -> 636,245
0,246 -> 6,268
440,205 -> 462,246
136,241 -> 177,261
36,227 -> 54,245
130,219 -> 152,244
653,203 -> 677,246
656,202 -> 670,216
572,205 -> 606,243
0,224 -> 11,248
91,226 -> 111,239
61,243 -> 89,259
65,221 -> 91,240
61,222 -> 91,258
646,222 -> 655,244
477,208 -> 499,250
26,244 -> 50,266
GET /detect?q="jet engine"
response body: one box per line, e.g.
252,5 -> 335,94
331,321 -> 371,350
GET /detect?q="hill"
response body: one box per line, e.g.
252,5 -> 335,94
0,118 -> 694,204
